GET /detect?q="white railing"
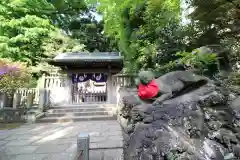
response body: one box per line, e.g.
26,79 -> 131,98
0,73 -> 137,109
72,90 -> 107,104
43,74 -> 67,89
16,88 -> 40,106
113,74 -> 137,87
0,88 -> 40,109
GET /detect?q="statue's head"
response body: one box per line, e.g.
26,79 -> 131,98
138,70 -> 155,85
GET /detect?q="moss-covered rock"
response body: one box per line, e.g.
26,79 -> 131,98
118,71 -> 240,160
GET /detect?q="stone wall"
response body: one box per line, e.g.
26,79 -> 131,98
118,82 -> 240,159
0,107 -> 26,122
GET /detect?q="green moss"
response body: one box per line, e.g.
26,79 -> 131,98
0,123 -> 24,130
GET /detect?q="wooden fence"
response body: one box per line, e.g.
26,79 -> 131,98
43,74 -> 66,88
16,88 -> 40,106
72,90 -> 107,104
113,74 -> 137,87
0,73 -> 136,109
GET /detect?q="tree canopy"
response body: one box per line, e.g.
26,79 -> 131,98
0,0 -> 239,90
95,0 -> 184,72
94,0 -> 239,74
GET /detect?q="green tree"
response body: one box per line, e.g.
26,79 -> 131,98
69,17 -> 118,52
0,0 -> 87,66
0,15 -> 55,65
187,0 -> 240,64
0,0 -> 88,27
96,0 -> 181,72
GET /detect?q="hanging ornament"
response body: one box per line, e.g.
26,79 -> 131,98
78,73 -> 87,82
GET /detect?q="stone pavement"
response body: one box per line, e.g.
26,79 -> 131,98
0,120 -> 123,160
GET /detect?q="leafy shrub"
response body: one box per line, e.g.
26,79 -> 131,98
155,61 -> 182,76
176,50 -> 219,76
0,59 -> 32,95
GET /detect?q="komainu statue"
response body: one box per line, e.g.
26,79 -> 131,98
135,70 -> 209,105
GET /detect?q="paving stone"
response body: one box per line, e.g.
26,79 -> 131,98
4,146 -> 38,155
0,133 -> 11,140
89,148 -> 123,160
43,153 -> 77,160
37,128 -> 63,137
90,136 -> 108,143
7,154 -> 47,160
102,131 -> 123,136
97,140 -> 123,148
35,144 -> 70,154
102,124 -> 122,131
0,120 -> 123,160
65,143 -> 77,153
5,140 -> 34,146
0,130 -> 8,134
34,138 -> 75,145
89,132 -> 101,136
0,145 -> 5,152
107,135 -> 123,141
0,140 -> 7,146
89,150 -> 105,160
4,136 -> 18,141
62,133 -> 78,138
103,149 -> 123,160
90,143 -> 98,149
6,135 -> 42,142
12,129 -> 31,135
0,155 -> 16,160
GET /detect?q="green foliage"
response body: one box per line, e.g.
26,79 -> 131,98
0,0 -> 115,70
155,61 -> 179,76
42,30 -> 86,57
69,18 -> 118,52
0,0 -> 90,76
0,59 -> 32,95
176,50 -> 219,76
30,30 -> 87,75
187,0 -> 240,65
0,15 -> 55,65
96,0 -> 181,73
0,0 -> 88,25
229,72 -> 240,86
0,0 -> 238,91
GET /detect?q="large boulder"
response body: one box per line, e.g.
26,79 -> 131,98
230,96 -> 240,119
118,71 -> 240,160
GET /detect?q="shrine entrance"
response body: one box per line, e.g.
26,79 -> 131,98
46,52 -> 123,106
71,73 -> 107,104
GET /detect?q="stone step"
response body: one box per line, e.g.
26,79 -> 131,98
37,115 -> 116,123
49,107 -> 113,113
46,111 -> 112,117
50,104 -> 108,109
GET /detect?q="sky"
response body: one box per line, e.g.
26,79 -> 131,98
91,11 -> 102,21
181,0 -> 193,25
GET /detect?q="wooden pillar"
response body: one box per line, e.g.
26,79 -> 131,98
26,91 -> 34,108
65,75 -> 73,104
0,93 -> 7,109
39,89 -> 46,112
38,73 -> 47,110
12,92 -> 21,109
107,66 -> 113,104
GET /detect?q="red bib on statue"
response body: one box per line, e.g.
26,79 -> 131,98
138,80 -> 159,100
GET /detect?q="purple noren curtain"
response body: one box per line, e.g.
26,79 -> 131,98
71,73 -> 108,84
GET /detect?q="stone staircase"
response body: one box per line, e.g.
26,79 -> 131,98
37,104 -> 116,123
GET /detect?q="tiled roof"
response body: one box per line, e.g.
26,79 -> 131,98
53,52 -> 122,61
